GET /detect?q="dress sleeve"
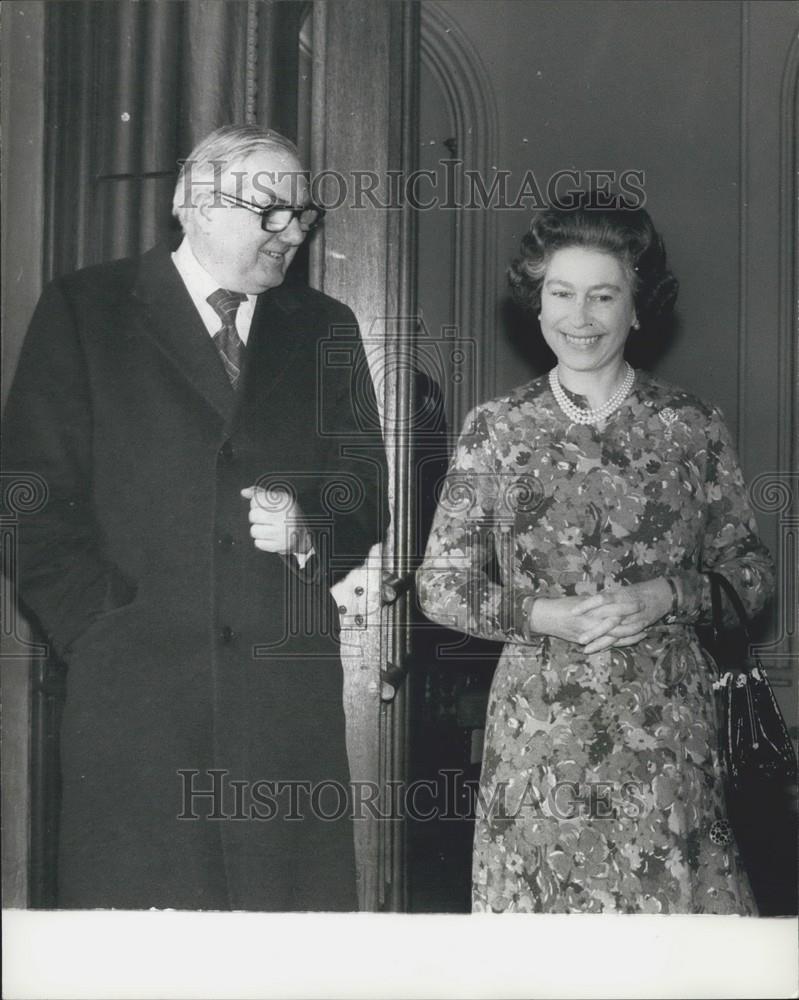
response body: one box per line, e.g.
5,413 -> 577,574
675,406 -> 775,625
416,405 -> 539,643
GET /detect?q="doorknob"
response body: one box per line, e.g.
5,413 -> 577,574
380,660 -> 408,701
381,571 -> 414,606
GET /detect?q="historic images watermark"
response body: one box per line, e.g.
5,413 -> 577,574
748,472 -> 799,667
1,472 -> 50,659
176,768 -> 648,823
175,161 -> 647,213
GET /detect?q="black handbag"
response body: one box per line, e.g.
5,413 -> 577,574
698,570 -> 798,916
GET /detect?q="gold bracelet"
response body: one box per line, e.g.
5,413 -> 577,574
522,594 -> 539,639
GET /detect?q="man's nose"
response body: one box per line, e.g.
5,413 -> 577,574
281,216 -> 306,245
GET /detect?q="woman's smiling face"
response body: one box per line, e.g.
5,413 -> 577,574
539,245 -> 637,376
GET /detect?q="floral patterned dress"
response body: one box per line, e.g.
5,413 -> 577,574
417,371 -> 775,914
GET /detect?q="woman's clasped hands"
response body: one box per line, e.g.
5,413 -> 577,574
529,578 -> 674,654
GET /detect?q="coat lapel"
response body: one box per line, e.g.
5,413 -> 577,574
241,282 -> 308,399
131,244 -> 236,421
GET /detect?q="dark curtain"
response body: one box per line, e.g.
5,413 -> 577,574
43,0 -> 306,279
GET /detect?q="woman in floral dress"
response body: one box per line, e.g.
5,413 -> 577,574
417,203 -> 774,913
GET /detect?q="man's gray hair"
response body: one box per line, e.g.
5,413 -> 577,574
172,124 -> 300,230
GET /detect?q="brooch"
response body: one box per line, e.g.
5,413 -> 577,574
658,407 -> 679,439
709,819 -> 733,847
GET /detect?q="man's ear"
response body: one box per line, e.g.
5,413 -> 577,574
194,191 -> 216,229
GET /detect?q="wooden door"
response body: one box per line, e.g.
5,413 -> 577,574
305,0 -> 420,910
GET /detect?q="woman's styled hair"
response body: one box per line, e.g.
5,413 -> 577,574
172,124 -> 300,229
508,199 -> 679,330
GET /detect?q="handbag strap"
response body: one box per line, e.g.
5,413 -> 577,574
706,570 -> 761,680
706,570 -> 752,639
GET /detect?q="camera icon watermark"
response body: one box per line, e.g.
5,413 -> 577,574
316,316 -> 478,439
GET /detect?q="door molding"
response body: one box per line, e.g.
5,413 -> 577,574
420,1 -> 498,423
779,29 -> 798,487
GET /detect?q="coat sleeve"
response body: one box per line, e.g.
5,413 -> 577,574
3,279 -> 136,659
673,406 -> 775,625
416,405 -> 539,643
293,306 -> 390,587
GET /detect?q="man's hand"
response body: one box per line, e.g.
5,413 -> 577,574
241,485 -> 312,556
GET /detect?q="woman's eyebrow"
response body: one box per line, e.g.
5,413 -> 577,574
544,279 -> 622,291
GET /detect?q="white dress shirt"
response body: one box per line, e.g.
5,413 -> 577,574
171,237 -> 257,343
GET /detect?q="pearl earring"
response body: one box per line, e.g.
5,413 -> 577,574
632,319 -> 640,330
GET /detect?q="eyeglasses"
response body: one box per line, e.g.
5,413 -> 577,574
218,192 -> 324,233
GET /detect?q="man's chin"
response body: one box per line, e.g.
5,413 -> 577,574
247,265 -> 288,294
255,278 -> 286,293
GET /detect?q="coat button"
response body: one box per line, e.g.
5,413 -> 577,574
220,625 -> 234,643
217,533 -> 234,550
218,440 -> 235,463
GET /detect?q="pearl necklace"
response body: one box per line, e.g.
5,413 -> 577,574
548,362 -> 635,425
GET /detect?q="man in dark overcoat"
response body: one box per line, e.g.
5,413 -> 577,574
4,125 -> 389,910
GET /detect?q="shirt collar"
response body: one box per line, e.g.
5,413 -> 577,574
171,237 -> 257,342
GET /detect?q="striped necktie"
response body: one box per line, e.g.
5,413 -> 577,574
207,288 -> 247,388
